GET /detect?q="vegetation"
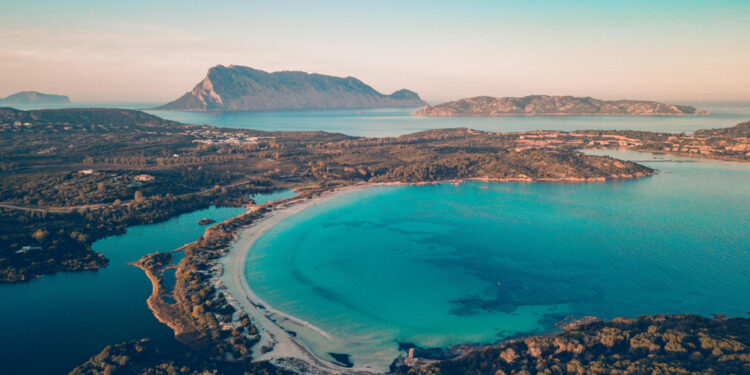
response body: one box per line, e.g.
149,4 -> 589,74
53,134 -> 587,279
1,108 -> 658,283
2,108 -> 746,373
69,338 -> 291,375
135,189 -> 327,360
397,314 -> 750,375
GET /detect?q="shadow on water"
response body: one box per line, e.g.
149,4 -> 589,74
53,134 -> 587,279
0,204 -> 250,374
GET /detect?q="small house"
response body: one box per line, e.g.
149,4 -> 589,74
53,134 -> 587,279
133,174 -> 155,182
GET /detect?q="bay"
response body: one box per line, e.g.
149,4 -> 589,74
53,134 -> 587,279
245,150 -> 750,369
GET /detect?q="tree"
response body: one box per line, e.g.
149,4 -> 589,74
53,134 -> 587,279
134,191 -> 145,203
32,229 -> 49,242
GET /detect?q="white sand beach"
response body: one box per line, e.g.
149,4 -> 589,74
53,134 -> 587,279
217,183 -> 394,374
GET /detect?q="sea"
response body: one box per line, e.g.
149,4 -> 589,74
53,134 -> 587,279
8,101 -> 750,136
244,150 -> 750,369
1,101 -> 749,373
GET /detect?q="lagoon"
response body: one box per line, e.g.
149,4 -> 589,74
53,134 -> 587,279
0,202 -> 258,374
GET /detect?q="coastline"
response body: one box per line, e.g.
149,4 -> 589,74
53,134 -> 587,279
217,183 -> 390,374
210,174 -> 656,373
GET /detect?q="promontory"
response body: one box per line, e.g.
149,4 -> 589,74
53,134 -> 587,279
156,64 -> 427,111
413,95 -> 709,116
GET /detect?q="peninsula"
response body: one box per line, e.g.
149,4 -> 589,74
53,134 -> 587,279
413,95 -> 709,116
156,65 -> 427,111
0,91 -> 70,105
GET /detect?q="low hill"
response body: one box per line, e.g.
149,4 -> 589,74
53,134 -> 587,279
156,65 -> 427,111
0,91 -> 70,105
413,95 -> 709,116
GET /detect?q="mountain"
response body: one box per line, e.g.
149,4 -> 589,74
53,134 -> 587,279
157,65 -> 427,111
0,91 -> 71,105
413,95 -> 709,116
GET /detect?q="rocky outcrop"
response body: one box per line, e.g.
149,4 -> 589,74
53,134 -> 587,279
413,95 -> 709,116
0,91 -> 70,105
157,65 -> 427,111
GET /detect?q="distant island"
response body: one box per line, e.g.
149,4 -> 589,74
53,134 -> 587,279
0,91 -> 70,105
156,64 -> 427,111
413,95 -> 709,116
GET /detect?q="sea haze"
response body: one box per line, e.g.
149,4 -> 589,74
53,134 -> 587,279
7,101 -> 749,137
245,150 -> 750,369
146,102 -> 750,137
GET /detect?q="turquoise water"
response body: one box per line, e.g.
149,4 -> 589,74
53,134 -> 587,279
0,201 -> 260,375
147,102 -> 750,136
245,151 -> 750,369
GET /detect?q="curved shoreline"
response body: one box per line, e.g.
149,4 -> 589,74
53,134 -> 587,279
217,183 -> 390,374
212,175 -> 657,373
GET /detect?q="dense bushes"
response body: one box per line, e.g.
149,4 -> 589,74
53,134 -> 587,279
397,314 -> 750,375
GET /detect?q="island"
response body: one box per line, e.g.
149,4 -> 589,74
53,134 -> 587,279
412,95 -> 709,116
0,91 -> 71,105
155,64 -> 427,111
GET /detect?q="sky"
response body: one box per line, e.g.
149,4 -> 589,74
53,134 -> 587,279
1,0 -> 749,104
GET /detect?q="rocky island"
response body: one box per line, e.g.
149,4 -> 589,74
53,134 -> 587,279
0,91 -> 71,105
413,95 -> 709,116
156,65 -> 427,111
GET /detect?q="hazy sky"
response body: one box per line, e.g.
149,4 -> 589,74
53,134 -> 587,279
1,0 -> 749,104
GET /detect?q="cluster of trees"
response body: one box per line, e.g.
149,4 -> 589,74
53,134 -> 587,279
167,206 -> 275,358
397,314 -> 750,375
0,185 -> 255,283
70,338 -> 290,375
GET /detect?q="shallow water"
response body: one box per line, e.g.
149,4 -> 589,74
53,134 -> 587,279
245,150 -> 750,369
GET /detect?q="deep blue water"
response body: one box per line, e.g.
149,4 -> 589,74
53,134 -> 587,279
245,150 -> 750,369
0,200 -> 267,375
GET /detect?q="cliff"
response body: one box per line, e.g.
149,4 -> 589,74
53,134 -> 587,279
413,95 -> 709,116
156,65 -> 427,111
0,91 -> 70,105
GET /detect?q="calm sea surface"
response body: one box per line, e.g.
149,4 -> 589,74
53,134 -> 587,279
146,103 -> 750,136
8,101 -> 750,136
245,151 -> 750,369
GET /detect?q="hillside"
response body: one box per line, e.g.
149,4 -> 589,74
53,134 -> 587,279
0,91 -> 70,105
413,95 -> 709,116
156,65 -> 427,111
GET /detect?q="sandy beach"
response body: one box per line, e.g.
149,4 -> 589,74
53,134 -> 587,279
217,183 -> 392,374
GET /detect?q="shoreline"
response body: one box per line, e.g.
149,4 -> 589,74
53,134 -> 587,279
217,183 -> 390,374
211,174 -> 657,374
